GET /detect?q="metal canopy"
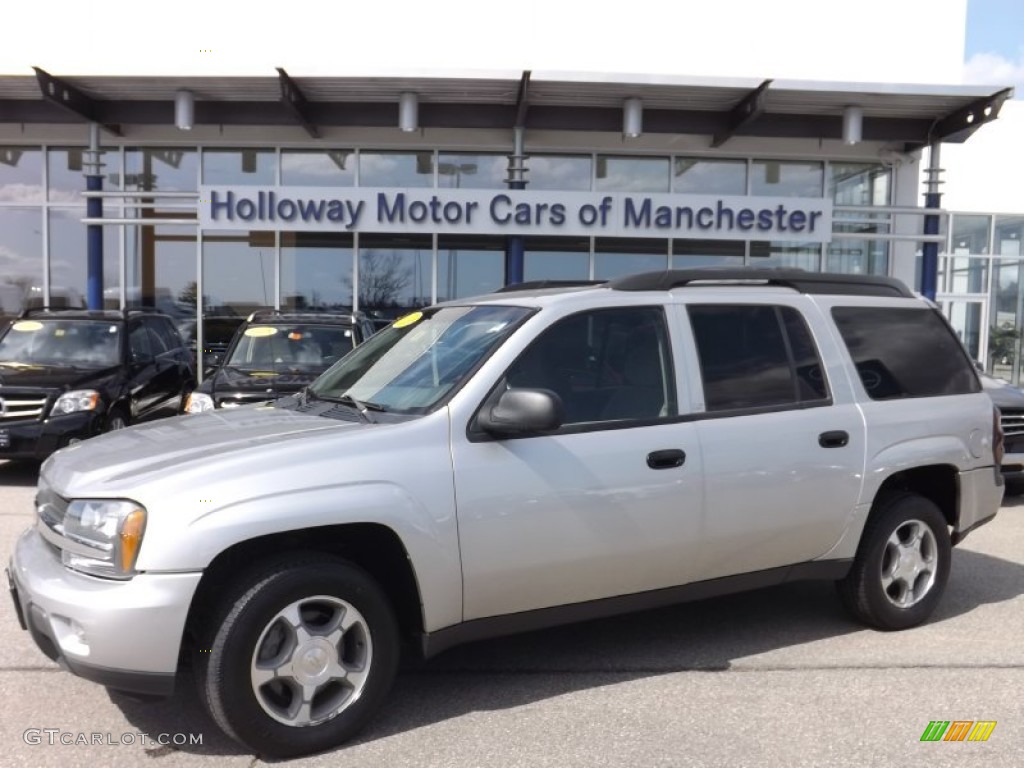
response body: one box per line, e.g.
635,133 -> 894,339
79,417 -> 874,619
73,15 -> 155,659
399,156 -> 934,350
0,70 -> 1013,147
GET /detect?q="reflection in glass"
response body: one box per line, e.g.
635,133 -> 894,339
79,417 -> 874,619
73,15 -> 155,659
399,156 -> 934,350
124,224 -> 197,316
436,236 -> 504,301
595,156 -> 669,193
594,238 -> 668,279
951,214 -> 992,255
523,236 -> 590,281
673,158 -> 746,195
990,259 -> 1022,380
358,234 -> 432,318
750,241 -> 821,270
282,150 -> 355,187
995,215 -> 1024,256
359,152 -> 433,187
124,148 -> 198,192
202,149 -> 276,185
437,154 -> 505,189
281,232 -> 354,310
826,238 -> 889,275
528,155 -> 592,191
0,147 -> 43,203
202,232 -> 275,318
0,208 -> 44,317
671,239 -> 744,268
48,208 -> 117,305
48,147 -> 121,202
829,163 -> 890,207
751,160 -> 823,197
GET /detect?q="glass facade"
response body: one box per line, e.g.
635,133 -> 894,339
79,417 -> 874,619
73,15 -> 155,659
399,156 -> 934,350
10,143 -> 1024,382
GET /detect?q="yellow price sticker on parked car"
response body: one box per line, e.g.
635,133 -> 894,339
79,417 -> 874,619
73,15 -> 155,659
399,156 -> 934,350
393,311 -> 423,329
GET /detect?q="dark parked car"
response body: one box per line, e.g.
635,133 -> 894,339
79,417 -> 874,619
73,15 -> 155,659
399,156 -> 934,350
0,308 -> 196,460
184,310 -> 377,412
980,371 -> 1024,490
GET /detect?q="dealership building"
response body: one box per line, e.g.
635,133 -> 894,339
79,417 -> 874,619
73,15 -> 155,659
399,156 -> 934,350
0,70 -> 1019,374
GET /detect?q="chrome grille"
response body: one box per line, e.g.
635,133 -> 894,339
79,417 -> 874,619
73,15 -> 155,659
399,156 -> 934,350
0,395 -> 48,421
1000,408 -> 1024,440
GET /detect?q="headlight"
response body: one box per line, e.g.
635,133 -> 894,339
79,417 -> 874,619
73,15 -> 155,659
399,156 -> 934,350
61,499 -> 147,579
185,392 -> 215,414
52,390 -> 100,415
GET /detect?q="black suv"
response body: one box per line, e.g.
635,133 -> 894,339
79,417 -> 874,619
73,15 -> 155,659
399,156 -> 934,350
184,310 -> 377,412
0,309 -> 196,460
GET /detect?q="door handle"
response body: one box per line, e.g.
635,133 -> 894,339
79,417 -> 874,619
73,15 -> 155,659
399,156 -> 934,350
818,430 -> 849,448
647,449 -> 686,469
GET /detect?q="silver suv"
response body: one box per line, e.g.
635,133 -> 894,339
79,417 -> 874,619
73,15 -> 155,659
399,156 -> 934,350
7,269 -> 1004,758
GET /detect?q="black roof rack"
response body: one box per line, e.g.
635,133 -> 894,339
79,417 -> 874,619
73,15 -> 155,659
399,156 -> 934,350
494,280 -> 607,293
607,269 -> 915,298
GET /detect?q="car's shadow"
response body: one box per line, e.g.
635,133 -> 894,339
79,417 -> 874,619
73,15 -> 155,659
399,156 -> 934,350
109,545 -> 1024,759
0,460 -> 40,487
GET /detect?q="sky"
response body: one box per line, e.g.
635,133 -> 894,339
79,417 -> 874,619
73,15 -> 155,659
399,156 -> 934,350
964,0 -> 1024,96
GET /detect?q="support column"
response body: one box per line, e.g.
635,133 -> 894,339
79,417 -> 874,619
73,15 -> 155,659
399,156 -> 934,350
83,123 -> 104,310
920,141 -> 943,301
505,126 -> 527,286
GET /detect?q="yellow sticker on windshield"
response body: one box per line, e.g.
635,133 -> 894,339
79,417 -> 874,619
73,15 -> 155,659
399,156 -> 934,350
11,321 -> 43,332
244,326 -> 278,337
393,311 -> 423,329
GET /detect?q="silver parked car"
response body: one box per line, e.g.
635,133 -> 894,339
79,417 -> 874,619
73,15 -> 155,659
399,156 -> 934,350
7,269 -> 1003,758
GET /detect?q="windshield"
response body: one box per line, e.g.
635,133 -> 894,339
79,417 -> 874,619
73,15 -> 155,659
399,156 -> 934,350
310,305 -> 531,413
227,323 -> 356,370
0,319 -> 122,368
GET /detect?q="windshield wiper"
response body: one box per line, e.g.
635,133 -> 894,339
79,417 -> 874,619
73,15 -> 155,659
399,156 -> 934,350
313,392 -> 385,423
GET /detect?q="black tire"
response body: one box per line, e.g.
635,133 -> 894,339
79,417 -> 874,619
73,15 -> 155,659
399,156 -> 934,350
106,406 -> 129,432
195,555 -> 400,759
837,492 -> 951,630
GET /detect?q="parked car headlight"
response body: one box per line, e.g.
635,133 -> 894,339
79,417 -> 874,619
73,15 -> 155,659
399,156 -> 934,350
52,390 -> 100,415
61,499 -> 146,579
185,392 -> 215,414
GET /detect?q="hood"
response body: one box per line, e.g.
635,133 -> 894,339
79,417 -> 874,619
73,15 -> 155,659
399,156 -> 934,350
0,362 -> 119,391
41,404 -> 365,497
979,373 -> 1024,409
210,365 -> 324,397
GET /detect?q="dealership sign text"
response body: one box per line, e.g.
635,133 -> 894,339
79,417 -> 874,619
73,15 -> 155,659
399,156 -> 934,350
200,187 -> 832,242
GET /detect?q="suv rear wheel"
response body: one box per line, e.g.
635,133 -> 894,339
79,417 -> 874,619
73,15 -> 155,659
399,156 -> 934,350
196,555 -> 400,758
838,492 -> 951,630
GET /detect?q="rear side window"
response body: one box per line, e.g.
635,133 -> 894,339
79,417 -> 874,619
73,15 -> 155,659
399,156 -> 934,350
688,305 -> 829,411
831,306 -> 980,399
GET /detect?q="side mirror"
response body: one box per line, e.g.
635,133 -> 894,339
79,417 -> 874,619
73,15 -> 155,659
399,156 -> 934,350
205,351 -> 225,370
478,388 -> 564,437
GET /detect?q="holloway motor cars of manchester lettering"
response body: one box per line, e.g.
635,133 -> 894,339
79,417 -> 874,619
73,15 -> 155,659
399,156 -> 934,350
200,187 -> 833,242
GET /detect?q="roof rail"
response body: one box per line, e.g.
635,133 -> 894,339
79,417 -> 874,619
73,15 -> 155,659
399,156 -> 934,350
494,280 -> 607,293
608,269 -> 915,298
17,306 -> 90,319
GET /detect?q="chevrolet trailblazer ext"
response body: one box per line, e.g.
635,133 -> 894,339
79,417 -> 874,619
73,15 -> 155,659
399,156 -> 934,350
7,270 -> 1003,758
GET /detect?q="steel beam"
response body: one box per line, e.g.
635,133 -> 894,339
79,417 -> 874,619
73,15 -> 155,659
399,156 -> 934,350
276,67 -> 320,138
514,70 -> 532,128
711,79 -> 772,148
32,67 -> 122,136
930,88 -> 1013,143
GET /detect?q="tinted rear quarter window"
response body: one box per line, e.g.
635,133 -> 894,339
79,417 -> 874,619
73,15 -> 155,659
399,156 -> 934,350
688,304 -> 829,411
831,306 -> 980,399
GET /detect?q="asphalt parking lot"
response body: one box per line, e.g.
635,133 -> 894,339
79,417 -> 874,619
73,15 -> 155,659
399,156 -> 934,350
0,458 -> 1021,767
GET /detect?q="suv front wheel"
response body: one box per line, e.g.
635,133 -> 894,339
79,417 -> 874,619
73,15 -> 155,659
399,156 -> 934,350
196,555 -> 400,758
838,492 -> 951,630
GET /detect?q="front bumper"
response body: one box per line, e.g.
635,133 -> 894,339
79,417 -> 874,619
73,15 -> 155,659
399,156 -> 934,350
0,412 -> 102,460
8,526 -> 202,696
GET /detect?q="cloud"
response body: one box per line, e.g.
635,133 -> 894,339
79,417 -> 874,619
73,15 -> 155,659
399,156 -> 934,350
964,48 -> 1024,96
